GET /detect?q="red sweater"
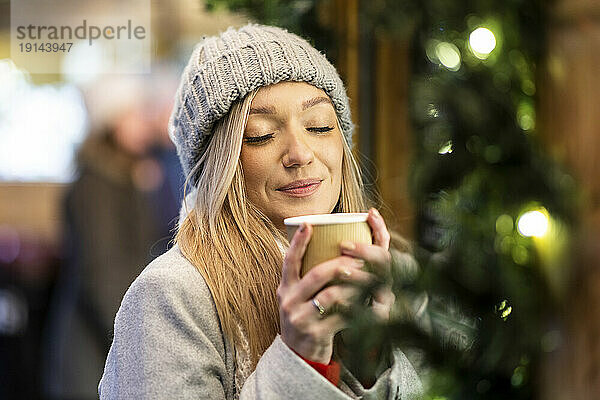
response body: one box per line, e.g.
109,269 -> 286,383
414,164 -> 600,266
293,351 -> 340,387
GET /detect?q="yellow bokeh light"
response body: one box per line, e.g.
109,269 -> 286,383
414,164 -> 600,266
469,27 -> 497,59
435,42 -> 461,71
438,140 -> 454,154
517,101 -> 536,131
517,209 -> 549,237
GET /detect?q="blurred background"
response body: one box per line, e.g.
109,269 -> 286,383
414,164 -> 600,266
0,0 -> 599,399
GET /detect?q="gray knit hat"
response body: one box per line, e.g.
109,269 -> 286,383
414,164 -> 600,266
168,23 -> 354,186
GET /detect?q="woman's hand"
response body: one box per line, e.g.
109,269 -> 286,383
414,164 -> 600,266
278,223 -> 376,364
339,208 -> 396,322
278,208 -> 395,364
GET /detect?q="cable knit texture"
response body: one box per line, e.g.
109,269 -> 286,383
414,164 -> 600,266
168,23 -> 354,185
233,322 -> 253,398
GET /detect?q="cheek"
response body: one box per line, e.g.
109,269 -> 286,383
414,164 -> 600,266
323,136 -> 344,178
240,148 -> 270,193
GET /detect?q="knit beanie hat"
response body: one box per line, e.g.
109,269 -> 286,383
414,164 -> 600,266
168,23 -> 354,187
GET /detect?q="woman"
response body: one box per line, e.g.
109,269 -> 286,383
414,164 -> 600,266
99,24 -> 422,399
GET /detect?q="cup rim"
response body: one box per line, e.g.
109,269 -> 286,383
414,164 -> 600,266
284,213 -> 369,226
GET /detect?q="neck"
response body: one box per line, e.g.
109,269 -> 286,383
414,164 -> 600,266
277,226 -> 286,236
274,220 -> 287,237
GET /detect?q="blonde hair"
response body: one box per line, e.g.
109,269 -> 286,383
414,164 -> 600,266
174,88 -> 372,370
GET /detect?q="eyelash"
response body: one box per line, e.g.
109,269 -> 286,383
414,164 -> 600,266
244,126 -> 334,144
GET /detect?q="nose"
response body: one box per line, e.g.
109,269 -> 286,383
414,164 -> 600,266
282,128 -> 314,168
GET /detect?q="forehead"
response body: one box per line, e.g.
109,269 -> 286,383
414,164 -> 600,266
250,81 -> 333,112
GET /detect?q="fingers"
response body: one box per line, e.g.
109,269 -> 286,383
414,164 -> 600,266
372,287 -> 396,321
372,300 -> 392,321
283,286 -> 355,338
315,284 -> 363,314
281,223 -> 312,286
367,208 -> 390,250
337,209 -> 391,277
373,286 -> 396,306
339,240 -> 391,271
288,256 -> 367,304
295,285 -> 360,332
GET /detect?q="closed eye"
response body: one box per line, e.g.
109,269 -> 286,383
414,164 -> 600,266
307,126 -> 334,133
243,134 -> 274,144
243,126 -> 334,145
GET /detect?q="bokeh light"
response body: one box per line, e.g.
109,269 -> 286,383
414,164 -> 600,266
426,40 -> 461,72
495,214 -> 514,235
517,101 -> 536,131
435,42 -> 461,71
517,209 -> 549,237
438,140 -> 454,154
0,59 -> 87,182
469,27 -> 497,59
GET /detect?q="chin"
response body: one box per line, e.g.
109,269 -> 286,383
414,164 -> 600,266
284,204 -> 333,219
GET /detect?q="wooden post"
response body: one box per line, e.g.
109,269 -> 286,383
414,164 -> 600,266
332,0 -> 361,147
538,1 -> 600,398
373,36 -> 414,238
324,0 -> 414,237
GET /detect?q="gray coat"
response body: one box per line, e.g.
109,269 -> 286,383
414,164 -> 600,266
99,244 -> 423,399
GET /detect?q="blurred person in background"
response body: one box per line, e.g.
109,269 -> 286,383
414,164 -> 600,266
41,72 -> 184,400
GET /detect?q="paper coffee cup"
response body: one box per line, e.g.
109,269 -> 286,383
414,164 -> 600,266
284,213 -> 372,277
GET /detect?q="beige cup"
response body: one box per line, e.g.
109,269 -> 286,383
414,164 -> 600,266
284,213 -> 372,277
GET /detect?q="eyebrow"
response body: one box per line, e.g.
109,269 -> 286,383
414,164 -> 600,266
249,105 -> 276,115
248,96 -> 333,115
302,96 -> 333,110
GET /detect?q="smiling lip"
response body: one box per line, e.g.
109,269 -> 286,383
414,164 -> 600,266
277,179 -> 323,197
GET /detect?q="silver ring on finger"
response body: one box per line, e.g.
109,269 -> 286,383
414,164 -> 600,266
312,297 -> 326,318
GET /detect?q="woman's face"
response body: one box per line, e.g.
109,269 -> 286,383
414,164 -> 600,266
240,81 -> 344,232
